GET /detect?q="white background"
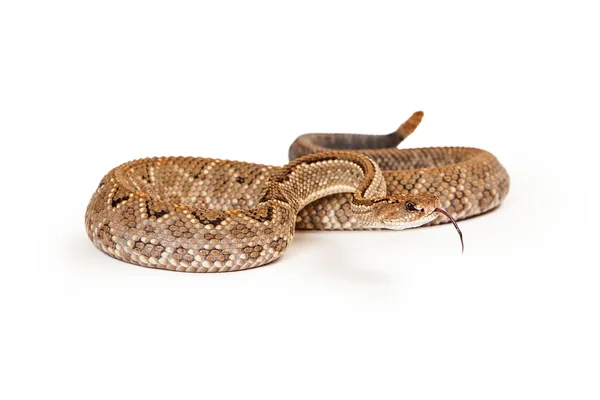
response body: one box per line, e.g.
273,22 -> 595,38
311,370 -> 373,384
1,1 -> 599,399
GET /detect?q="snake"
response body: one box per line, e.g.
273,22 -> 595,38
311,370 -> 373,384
85,112 -> 510,272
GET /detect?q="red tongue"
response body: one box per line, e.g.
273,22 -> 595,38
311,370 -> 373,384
434,208 -> 464,254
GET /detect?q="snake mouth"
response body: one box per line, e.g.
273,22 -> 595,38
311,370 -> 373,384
432,208 -> 464,254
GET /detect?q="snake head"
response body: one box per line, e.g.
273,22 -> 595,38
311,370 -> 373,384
355,192 -> 464,253
362,193 -> 442,230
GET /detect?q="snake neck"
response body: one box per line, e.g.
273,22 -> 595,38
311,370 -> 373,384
260,151 -> 387,212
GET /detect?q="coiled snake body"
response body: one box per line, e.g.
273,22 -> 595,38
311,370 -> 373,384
85,112 -> 509,272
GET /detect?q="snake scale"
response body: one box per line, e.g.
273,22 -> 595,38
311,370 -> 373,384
85,112 -> 510,272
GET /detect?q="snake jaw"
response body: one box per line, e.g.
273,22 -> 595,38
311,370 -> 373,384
383,215 -> 439,230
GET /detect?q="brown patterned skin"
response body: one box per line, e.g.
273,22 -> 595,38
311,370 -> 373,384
85,112 -> 509,272
290,112 -> 510,229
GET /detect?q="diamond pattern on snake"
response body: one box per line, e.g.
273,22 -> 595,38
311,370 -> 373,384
85,112 -> 510,272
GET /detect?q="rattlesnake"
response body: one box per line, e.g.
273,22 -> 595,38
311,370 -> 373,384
85,112 -> 510,272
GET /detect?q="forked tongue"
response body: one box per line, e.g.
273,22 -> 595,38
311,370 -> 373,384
434,208 -> 464,254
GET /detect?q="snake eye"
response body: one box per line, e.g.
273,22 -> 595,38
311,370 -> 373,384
406,202 -> 416,211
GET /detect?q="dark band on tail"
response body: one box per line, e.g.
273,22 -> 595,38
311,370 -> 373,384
394,111 -> 424,141
288,111 -> 425,160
